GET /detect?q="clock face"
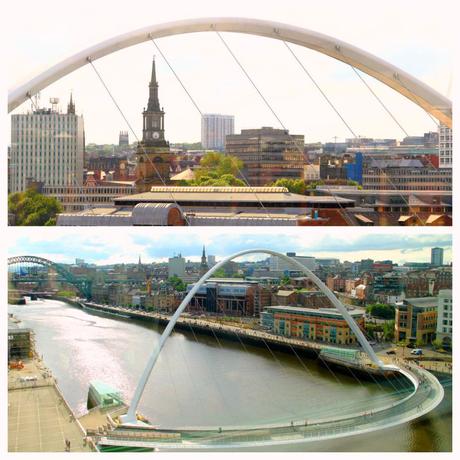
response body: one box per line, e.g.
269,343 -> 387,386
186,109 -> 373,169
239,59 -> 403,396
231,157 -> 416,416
153,131 -> 160,139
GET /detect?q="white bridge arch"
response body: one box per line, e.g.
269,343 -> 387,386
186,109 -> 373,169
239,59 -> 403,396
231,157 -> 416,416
121,248 -> 398,425
8,17 -> 451,128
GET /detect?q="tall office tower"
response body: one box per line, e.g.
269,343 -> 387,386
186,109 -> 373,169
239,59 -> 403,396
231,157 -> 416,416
201,114 -> 235,150
135,56 -> 171,192
226,127 -> 305,186
439,123 -> 452,168
119,131 -> 129,146
431,247 -> 444,267
168,253 -> 186,278
10,94 -> 84,192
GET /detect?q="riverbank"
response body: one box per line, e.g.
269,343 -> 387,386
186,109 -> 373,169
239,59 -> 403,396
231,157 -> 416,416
7,316 -> 95,453
73,299 -> 398,379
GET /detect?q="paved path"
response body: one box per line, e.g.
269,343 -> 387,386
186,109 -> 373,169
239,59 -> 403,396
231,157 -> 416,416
8,360 -> 92,452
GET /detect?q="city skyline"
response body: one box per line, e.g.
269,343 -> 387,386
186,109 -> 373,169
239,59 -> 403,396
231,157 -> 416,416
8,228 -> 452,266
7,0 -> 452,144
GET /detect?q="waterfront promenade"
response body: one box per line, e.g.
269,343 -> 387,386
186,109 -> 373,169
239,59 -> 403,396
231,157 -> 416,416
8,358 -> 93,452
81,301 -> 380,369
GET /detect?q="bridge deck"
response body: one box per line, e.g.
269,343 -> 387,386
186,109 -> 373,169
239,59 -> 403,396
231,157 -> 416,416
98,364 -> 443,450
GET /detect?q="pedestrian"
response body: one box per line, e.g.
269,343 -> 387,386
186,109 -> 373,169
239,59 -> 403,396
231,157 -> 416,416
65,438 -> 70,452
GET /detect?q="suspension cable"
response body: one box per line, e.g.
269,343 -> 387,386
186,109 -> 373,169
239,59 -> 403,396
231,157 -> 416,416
349,66 -> 410,137
282,41 -> 358,138
349,66 -> 444,174
281,41 -> 427,226
215,32 -> 356,226
149,37 -> 272,218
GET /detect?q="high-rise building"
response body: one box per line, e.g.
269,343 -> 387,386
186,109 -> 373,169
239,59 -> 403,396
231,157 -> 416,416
438,123 -> 452,168
225,127 -> 305,186
168,254 -> 186,278
436,289 -> 452,348
208,255 -> 216,266
431,247 -> 444,267
119,131 -> 129,146
135,57 -> 172,191
269,253 -> 316,272
201,114 -> 234,151
10,94 -> 84,192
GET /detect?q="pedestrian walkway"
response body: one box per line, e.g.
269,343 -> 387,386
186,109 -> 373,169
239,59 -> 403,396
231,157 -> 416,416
8,360 -> 92,452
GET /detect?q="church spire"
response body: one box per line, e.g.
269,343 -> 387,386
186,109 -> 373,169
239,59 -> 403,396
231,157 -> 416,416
67,92 -> 75,114
147,56 -> 160,112
200,245 -> 208,277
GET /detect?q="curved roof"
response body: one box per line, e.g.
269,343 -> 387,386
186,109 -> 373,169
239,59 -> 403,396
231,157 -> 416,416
131,202 -> 183,226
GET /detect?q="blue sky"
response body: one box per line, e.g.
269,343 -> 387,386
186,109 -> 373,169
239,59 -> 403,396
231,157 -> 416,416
6,0 -> 454,144
8,228 -> 452,266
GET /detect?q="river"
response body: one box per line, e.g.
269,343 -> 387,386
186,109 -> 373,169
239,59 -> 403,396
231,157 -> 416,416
8,298 -> 452,452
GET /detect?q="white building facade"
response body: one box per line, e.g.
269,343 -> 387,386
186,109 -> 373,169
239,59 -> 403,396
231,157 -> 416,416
269,253 -> 316,272
438,123 -> 452,168
10,97 -> 84,193
436,289 -> 452,346
201,113 -> 234,150
168,254 -> 186,278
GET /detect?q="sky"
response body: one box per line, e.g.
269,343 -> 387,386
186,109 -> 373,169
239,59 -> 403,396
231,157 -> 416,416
7,227 -> 452,266
6,0 -> 454,144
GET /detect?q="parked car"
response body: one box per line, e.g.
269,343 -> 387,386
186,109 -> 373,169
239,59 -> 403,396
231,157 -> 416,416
406,342 -> 416,348
410,349 -> 423,356
386,350 -> 396,355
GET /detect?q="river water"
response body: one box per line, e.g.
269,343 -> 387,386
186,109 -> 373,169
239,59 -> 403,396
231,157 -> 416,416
8,299 -> 452,452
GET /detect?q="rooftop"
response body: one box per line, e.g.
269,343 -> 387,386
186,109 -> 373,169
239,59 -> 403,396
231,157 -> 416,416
265,305 -> 364,318
114,188 -> 354,206
402,297 -> 438,308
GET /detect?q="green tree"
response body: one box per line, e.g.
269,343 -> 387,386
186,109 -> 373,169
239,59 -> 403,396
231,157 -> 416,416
8,189 -> 63,226
305,180 -> 325,190
168,275 -> 187,292
366,303 -> 395,320
382,320 -> 395,341
280,275 -> 291,286
431,338 -> 443,350
270,178 -> 306,194
190,173 -> 245,187
194,152 -> 244,180
212,268 -> 227,278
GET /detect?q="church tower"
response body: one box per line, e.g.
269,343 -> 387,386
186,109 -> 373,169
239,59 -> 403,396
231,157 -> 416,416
199,246 -> 209,277
135,56 -> 172,191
